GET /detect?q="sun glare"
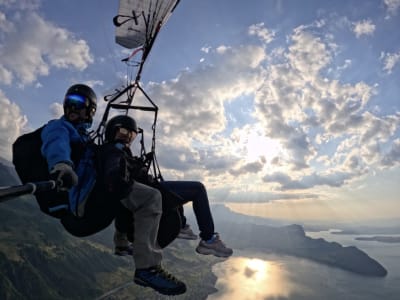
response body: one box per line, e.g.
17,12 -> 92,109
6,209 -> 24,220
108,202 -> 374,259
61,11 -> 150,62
245,258 -> 269,281
245,131 -> 281,162
209,256 -> 295,300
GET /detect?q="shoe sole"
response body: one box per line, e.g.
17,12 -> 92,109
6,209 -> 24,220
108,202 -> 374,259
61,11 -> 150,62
177,234 -> 198,240
114,252 -> 131,256
134,278 -> 186,296
195,247 -> 232,258
114,250 -> 133,256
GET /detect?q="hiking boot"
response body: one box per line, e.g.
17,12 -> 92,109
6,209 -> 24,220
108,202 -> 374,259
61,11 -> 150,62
196,233 -> 233,258
134,265 -> 186,296
177,224 -> 198,240
114,244 -> 133,256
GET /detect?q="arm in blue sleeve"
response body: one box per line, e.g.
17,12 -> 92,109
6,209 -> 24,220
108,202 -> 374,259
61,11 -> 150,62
41,119 -> 74,170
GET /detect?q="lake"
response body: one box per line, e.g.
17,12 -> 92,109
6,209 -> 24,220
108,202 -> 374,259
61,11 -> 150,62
207,231 -> 400,300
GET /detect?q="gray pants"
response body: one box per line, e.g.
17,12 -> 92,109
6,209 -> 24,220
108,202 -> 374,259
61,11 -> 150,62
119,181 -> 163,269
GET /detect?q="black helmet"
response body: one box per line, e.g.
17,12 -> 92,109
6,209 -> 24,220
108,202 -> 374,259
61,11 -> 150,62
64,84 -> 97,121
105,115 -> 138,142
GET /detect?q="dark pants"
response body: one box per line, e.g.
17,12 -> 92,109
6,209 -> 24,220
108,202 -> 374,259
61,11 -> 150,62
160,181 -> 215,241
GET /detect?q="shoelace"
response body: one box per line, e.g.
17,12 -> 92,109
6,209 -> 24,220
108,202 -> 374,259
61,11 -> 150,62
208,233 -> 227,246
154,266 -> 181,283
215,237 -> 227,247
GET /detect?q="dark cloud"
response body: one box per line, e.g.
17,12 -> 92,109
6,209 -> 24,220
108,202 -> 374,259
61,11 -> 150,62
263,171 -> 353,191
229,161 -> 264,176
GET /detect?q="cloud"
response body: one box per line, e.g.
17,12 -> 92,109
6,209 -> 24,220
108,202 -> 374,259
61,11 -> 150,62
1,6 -> 393,200
125,43 -> 268,180
0,65 -> 13,85
0,90 -> 27,160
130,19 -> 400,195
201,46 -> 211,53
0,11 -> 13,32
352,20 -> 376,38
381,139 -> 400,167
250,23 -> 399,188
384,0 -> 400,17
287,28 -> 332,79
0,0 -> 40,10
49,102 -> 63,119
0,11 -> 93,85
0,0 -> 398,217
229,161 -> 264,176
380,50 -> 400,74
145,44 -> 266,143
248,23 -> 275,44
216,45 -> 230,54
263,171 -> 353,190
211,188 -> 319,203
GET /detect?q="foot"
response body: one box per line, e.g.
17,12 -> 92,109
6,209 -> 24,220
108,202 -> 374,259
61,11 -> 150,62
177,224 -> 198,240
196,233 -> 233,258
114,244 -> 133,256
134,265 -> 186,296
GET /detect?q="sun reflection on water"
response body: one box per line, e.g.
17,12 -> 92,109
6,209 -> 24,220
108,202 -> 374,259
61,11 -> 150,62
208,256 -> 295,300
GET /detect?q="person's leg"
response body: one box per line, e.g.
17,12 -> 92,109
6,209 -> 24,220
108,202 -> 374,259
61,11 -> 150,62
178,205 -> 187,228
114,228 -> 133,255
114,204 -> 133,255
122,182 -> 186,295
160,181 -> 233,258
160,181 -> 214,241
120,182 -> 162,268
175,205 -> 197,240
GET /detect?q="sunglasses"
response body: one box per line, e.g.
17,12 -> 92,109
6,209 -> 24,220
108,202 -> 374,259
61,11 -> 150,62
116,127 -> 137,141
64,94 -> 89,110
117,127 -> 137,135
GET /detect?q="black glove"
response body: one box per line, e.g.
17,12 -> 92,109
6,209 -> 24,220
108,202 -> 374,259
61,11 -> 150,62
50,163 -> 78,191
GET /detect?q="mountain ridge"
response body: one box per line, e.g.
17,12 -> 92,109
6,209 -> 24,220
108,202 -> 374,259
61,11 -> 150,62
0,161 -> 388,300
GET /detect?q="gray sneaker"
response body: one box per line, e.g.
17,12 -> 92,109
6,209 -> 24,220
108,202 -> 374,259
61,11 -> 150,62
196,233 -> 233,258
177,224 -> 198,240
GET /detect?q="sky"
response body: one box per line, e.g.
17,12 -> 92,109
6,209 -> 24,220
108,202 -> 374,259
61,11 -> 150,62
0,0 -> 399,223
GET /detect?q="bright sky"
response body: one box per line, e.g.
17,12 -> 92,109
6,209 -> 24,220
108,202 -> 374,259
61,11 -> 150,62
0,0 -> 399,222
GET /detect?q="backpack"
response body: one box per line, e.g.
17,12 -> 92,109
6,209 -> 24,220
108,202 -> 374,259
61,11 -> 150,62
12,126 -> 69,218
12,126 -> 49,184
12,125 -> 109,228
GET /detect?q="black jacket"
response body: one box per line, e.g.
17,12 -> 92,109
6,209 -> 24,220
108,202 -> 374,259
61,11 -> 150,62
60,142 -> 137,237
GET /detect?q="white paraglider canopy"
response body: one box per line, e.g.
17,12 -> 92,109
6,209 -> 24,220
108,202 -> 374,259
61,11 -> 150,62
114,0 -> 180,50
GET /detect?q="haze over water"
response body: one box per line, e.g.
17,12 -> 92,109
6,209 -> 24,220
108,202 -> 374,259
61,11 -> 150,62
208,232 -> 400,300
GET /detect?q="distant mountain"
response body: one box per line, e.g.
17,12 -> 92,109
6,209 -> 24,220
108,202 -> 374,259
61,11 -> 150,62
329,225 -> 400,235
184,203 -> 293,229
217,221 -> 387,277
186,204 -> 387,277
0,159 -> 20,187
0,162 -> 388,300
0,157 -> 13,167
355,236 -> 400,243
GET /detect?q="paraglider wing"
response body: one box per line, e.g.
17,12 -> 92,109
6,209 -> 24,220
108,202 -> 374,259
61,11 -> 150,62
114,0 -> 180,50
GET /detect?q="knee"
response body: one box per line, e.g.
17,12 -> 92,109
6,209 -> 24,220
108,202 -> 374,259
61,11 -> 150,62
154,188 -> 162,201
151,188 -> 162,212
194,181 -> 207,194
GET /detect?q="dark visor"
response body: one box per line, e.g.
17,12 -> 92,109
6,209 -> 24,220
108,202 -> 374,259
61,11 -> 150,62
64,94 -> 88,110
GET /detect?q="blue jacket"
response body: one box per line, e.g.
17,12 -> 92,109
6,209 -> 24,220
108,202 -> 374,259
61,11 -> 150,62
41,116 -> 89,169
41,117 -> 96,216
